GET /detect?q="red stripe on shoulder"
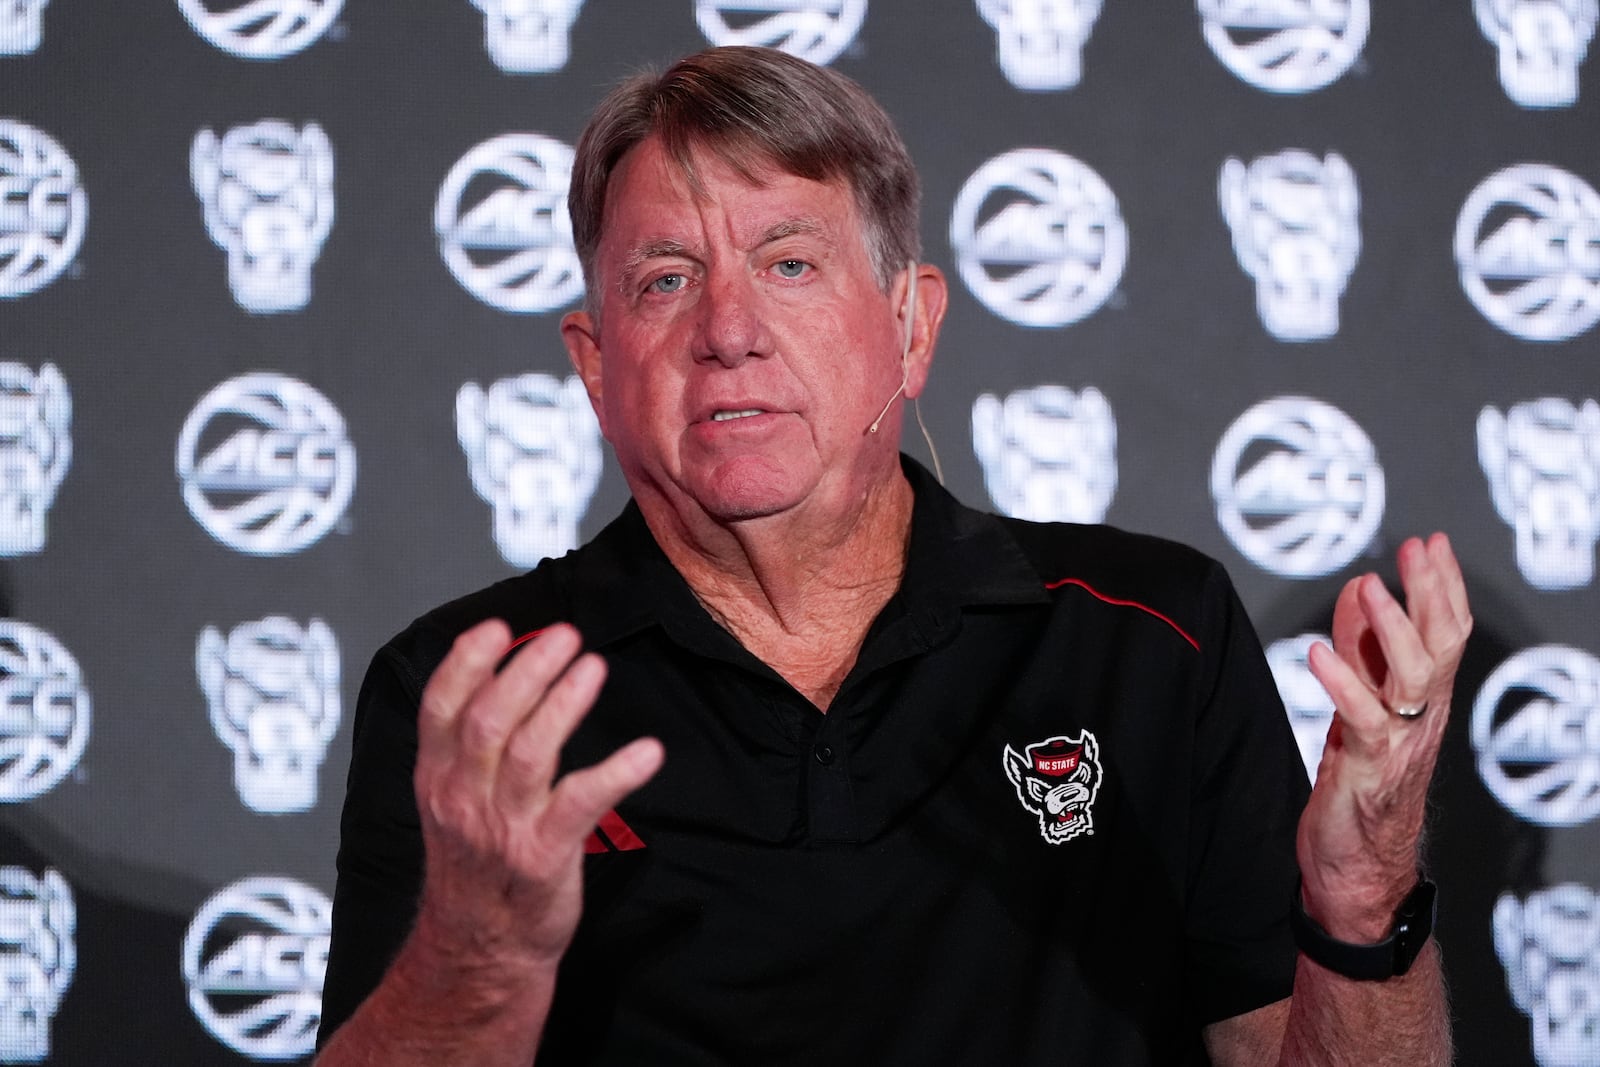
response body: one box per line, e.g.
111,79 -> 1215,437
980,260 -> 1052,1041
494,626 -> 551,672
504,627 -> 548,655
1043,577 -> 1201,652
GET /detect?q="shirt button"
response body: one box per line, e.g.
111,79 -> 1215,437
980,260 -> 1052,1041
814,744 -> 835,766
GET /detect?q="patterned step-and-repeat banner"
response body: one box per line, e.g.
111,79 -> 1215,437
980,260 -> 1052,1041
2,2 -> 1598,1064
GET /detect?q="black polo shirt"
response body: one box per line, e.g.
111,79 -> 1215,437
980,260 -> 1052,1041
320,459 -> 1309,1065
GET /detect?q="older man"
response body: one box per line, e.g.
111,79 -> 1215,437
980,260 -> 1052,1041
316,46 -> 1469,1066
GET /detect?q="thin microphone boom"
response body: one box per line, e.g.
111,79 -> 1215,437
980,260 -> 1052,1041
867,260 -> 944,483
867,380 -> 906,434
868,261 -> 918,435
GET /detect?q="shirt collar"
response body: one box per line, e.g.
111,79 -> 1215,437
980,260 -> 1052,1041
561,499 -> 692,649
896,455 -> 1050,614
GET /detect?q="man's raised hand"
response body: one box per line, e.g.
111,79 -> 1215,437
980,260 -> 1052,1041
410,619 -> 664,971
1298,533 -> 1471,940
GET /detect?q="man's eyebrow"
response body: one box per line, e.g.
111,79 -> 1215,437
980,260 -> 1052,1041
759,216 -> 833,248
621,238 -> 694,275
616,238 -> 696,295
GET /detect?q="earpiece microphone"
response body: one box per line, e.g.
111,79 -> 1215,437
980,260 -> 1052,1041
866,260 -> 944,484
868,260 -> 918,435
866,380 -> 907,435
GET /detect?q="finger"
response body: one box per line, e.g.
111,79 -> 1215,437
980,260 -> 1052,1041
417,619 -> 513,760
1327,576 -> 1380,687
1428,532 -> 1473,634
542,737 -> 666,846
456,624 -> 583,775
1356,573 -> 1433,704
495,652 -> 608,810
1396,537 -> 1456,658
1307,639 -> 1391,764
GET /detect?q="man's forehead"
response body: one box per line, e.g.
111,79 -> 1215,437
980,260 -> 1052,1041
599,136 -> 857,254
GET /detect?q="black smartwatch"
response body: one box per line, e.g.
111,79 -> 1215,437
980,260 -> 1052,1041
1289,878 -> 1438,981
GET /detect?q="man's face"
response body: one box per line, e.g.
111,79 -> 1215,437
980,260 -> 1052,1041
563,136 -> 924,526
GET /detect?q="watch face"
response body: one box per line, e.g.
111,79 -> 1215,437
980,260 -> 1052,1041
1392,880 -> 1439,975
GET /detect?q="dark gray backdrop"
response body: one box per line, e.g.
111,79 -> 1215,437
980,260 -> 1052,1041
2,2 -> 1597,1064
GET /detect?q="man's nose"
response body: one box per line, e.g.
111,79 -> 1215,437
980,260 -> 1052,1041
690,271 -> 772,367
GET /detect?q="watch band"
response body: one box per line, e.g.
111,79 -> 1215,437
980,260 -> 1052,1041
1290,878 -> 1438,981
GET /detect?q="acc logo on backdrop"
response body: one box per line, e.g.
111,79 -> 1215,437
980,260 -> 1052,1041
1455,164 -> 1600,342
182,876 -> 329,1061
950,148 -> 1127,328
176,0 -> 343,59
0,362 -> 71,556
0,0 -> 48,54
196,616 -> 340,815
0,120 -> 86,300
971,383 -> 1116,522
1265,632 -> 1334,783
1219,150 -> 1361,342
435,133 -> 583,314
1473,644 -> 1600,827
457,373 -> 602,568
1197,0 -> 1369,93
1210,396 -> 1384,579
192,121 -> 335,314
0,866 -> 75,1064
1494,884 -> 1600,1067
977,0 -> 1103,91
1475,0 -> 1597,108
695,0 -> 866,65
469,0 -> 585,73
0,621 -> 88,805
1002,732 -> 1103,844
1478,397 -> 1600,591
176,372 -> 356,556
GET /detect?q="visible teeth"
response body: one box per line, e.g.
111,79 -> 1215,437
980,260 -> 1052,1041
711,409 -> 764,422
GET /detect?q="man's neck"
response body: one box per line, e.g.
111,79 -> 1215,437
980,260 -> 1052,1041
634,466 -> 916,708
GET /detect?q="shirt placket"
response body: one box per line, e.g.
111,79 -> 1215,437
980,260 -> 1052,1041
804,700 -> 860,844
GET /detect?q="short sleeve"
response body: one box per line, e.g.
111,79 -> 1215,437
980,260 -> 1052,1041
316,643 -> 428,1048
1183,564 -> 1312,1024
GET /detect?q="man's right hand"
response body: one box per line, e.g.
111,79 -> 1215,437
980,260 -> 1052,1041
411,618 -> 665,972
317,619 -> 663,1065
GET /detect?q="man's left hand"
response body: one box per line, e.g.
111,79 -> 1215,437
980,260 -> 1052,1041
1298,533 -> 1472,941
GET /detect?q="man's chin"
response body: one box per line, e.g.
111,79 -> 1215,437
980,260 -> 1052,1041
698,488 -> 802,525
688,461 -> 810,524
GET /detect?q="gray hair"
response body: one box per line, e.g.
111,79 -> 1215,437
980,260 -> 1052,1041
568,46 -> 921,311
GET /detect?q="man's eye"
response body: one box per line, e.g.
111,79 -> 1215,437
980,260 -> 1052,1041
648,274 -> 686,294
774,259 -> 808,279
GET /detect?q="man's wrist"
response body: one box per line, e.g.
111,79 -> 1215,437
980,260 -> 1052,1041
323,918 -> 559,1067
1298,867 -> 1420,942
399,910 -> 564,1014
1291,877 -> 1438,981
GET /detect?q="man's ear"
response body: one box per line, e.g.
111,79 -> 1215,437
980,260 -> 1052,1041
562,309 -> 607,438
903,264 -> 948,400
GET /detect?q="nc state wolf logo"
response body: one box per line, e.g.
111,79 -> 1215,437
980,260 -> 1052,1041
1003,732 -> 1102,844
